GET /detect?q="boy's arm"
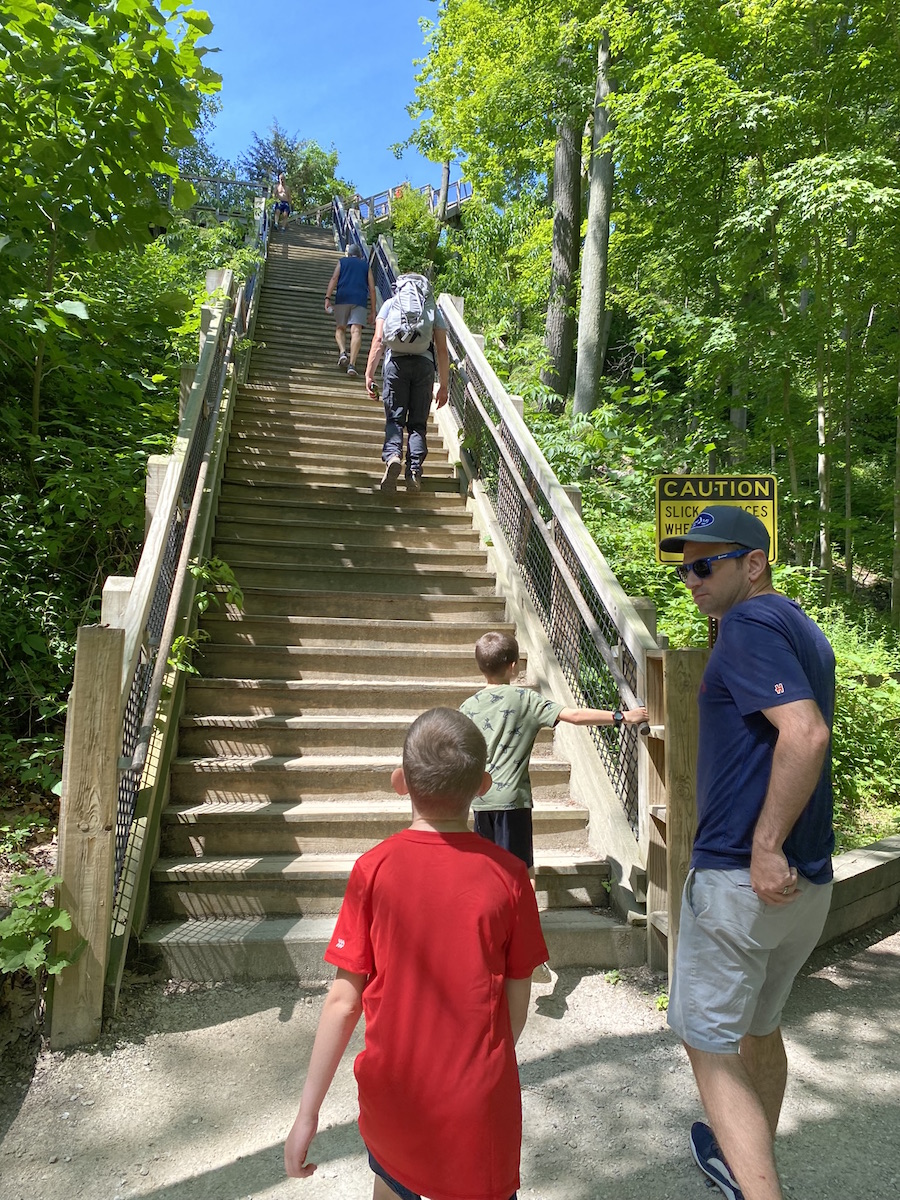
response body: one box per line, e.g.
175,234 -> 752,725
284,968 -> 366,1178
557,705 -> 647,726
504,976 -> 532,1045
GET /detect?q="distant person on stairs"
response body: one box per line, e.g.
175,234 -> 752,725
324,244 -> 376,377
284,707 -> 548,1200
364,273 -> 449,493
272,174 -> 292,232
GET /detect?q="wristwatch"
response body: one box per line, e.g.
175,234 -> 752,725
612,710 -> 625,729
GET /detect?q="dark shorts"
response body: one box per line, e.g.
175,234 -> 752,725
273,201 -> 290,215
473,808 -> 533,869
368,1151 -> 516,1200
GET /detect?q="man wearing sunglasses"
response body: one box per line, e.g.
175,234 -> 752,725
659,505 -> 835,1200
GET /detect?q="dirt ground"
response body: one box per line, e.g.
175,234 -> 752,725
1,911 -> 899,1200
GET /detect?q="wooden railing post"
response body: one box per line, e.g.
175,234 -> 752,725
48,623 -> 125,1049
645,647 -> 709,979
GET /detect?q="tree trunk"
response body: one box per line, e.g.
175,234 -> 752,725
541,118 -> 581,398
892,353 -> 900,629
573,31 -> 613,416
435,159 -> 450,223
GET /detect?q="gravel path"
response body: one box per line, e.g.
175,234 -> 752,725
2,913 -> 899,1200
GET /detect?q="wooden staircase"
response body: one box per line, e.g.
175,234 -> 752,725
141,225 -> 638,980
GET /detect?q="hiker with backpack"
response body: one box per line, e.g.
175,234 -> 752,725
364,273 -> 449,493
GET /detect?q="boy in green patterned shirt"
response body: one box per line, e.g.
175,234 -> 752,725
460,631 -> 647,875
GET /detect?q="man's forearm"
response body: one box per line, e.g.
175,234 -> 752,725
753,735 -> 828,851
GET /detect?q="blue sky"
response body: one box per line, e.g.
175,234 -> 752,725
198,0 -> 446,197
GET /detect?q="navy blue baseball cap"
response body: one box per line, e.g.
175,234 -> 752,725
659,505 -> 770,554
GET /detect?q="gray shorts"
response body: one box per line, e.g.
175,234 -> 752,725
333,303 -> 367,328
667,867 -> 832,1053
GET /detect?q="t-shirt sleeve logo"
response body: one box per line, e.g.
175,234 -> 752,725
336,938 -> 346,949
774,683 -> 785,695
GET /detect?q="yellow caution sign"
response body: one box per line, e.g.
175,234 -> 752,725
655,475 -> 778,563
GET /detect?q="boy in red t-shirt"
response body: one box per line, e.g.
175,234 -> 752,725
284,707 -> 548,1200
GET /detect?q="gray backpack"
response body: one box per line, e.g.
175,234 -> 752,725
382,273 -> 435,351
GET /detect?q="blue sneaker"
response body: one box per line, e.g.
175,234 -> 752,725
690,1122 -> 745,1200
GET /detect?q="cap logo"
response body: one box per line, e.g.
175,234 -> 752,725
691,513 -> 715,530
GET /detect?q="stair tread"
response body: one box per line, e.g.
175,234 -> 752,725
154,850 -> 607,875
172,753 -> 568,770
143,907 -> 630,945
165,798 -> 584,817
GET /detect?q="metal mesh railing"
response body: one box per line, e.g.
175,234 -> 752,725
445,325 -> 643,833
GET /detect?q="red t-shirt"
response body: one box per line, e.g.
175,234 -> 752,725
325,828 -> 548,1200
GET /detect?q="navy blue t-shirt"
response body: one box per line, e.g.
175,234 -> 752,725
693,593 -> 835,883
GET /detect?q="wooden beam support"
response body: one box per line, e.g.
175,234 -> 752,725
48,623 -> 124,1049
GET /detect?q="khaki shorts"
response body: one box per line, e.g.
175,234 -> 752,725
667,867 -> 832,1053
333,303 -> 367,328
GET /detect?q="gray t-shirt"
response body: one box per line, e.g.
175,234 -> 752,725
460,685 -> 564,811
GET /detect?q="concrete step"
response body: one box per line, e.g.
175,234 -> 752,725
149,849 -> 604,919
210,587 -> 508,622
213,517 -> 481,550
141,908 -> 644,982
160,797 -> 583,855
216,537 -> 486,571
224,449 -> 458,480
177,712 -> 547,757
230,425 -> 383,451
216,489 -> 471,526
224,560 -> 497,596
169,755 -> 570,804
219,478 -> 464,506
183,677 -> 494,717
197,614 -> 511,648
193,643 -> 486,682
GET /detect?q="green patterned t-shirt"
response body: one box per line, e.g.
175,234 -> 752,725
460,685 -> 564,811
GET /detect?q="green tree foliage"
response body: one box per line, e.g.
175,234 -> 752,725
386,186 -> 442,276
0,0 -> 219,433
0,1 -> 248,793
0,220 -> 257,792
237,121 -> 355,210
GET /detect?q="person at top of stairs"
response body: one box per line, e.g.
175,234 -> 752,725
364,275 -> 450,493
324,243 -> 377,377
272,173 -> 292,232
283,707 -> 547,1200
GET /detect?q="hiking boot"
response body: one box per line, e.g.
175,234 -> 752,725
380,457 -> 402,492
690,1122 -> 745,1200
346,364 -> 358,377
338,352 -> 349,370
405,471 -> 422,492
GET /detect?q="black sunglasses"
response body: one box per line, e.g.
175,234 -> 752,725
674,548 -> 751,584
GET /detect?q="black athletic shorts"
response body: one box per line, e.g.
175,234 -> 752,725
473,808 -> 533,869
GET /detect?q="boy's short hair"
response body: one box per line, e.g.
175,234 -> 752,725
403,708 -> 487,814
474,630 -> 519,676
